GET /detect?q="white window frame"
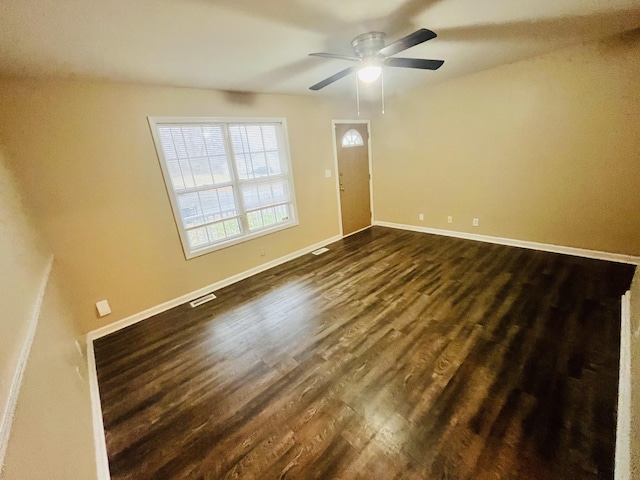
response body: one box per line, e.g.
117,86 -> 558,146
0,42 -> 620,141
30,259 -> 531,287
148,116 -> 299,259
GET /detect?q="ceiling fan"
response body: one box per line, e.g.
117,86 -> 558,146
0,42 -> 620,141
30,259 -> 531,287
308,28 -> 444,91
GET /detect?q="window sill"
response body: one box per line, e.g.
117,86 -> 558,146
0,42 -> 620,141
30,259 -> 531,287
184,220 -> 299,260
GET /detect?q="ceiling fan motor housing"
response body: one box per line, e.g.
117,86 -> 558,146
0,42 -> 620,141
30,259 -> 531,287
352,32 -> 387,60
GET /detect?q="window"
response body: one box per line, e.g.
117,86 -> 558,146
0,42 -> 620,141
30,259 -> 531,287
149,117 -> 298,259
341,129 -> 364,147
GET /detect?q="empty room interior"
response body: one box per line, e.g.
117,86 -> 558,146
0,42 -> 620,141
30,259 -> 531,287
1,0 -> 640,479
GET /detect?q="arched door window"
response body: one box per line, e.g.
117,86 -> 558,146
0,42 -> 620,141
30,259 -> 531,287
341,129 -> 364,147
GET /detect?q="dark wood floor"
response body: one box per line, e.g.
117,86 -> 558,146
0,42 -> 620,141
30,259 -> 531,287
94,227 -> 635,480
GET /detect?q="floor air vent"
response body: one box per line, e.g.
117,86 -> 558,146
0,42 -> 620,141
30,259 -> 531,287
189,293 -> 217,308
311,247 -> 329,255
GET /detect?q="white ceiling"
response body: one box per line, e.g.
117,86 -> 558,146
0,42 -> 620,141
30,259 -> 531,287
1,0 -> 639,98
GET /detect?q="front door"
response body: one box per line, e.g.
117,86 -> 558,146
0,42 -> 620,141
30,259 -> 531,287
335,123 -> 371,236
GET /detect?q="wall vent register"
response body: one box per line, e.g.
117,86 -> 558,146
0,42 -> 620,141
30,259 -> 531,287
149,117 -> 298,259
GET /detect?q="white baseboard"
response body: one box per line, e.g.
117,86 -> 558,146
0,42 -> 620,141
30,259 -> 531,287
374,221 -> 640,265
87,234 -> 341,341
616,290 -> 631,480
0,255 -> 54,472
86,339 -> 110,480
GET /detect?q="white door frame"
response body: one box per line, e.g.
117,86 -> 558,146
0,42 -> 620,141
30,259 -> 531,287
331,119 -> 374,237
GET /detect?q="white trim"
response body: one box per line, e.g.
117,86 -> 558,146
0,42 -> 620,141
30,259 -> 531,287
330,122 -> 344,237
86,339 -> 110,480
331,120 -> 374,238
0,255 -> 54,471
87,234 -> 342,341
148,116 -> 290,125
615,290 -> 631,480
373,221 -> 640,265
367,121 -> 374,224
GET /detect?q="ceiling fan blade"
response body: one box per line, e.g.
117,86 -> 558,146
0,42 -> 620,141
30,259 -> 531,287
377,28 -> 437,57
384,57 -> 444,70
309,66 -> 357,90
309,52 -> 361,62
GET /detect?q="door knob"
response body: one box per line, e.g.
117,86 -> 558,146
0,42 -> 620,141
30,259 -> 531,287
340,184 -> 345,191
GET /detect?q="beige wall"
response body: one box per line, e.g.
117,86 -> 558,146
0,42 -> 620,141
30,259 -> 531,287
0,79 -> 346,332
0,146 -> 49,465
0,145 -> 94,478
372,30 -> 640,256
1,271 -> 96,479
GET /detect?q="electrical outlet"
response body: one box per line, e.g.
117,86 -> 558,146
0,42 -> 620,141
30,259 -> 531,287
419,213 -> 424,221
259,247 -> 266,256
96,300 -> 111,317
325,169 -> 332,178
447,216 -> 453,224
472,218 -> 479,227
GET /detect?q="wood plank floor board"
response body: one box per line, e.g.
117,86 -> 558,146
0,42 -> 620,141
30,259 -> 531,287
94,227 -> 635,479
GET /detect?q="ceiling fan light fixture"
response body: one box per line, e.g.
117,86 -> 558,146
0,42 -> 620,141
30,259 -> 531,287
357,64 -> 382,83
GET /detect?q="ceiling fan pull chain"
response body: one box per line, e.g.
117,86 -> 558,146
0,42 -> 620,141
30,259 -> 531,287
356,75 -> 361,116
381,68 -> 385,115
